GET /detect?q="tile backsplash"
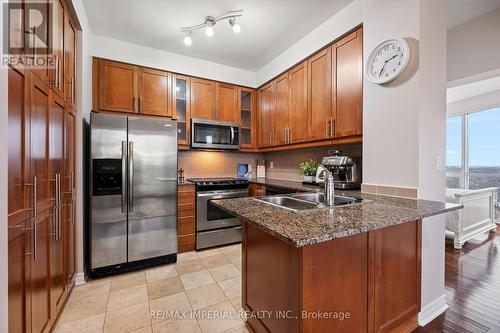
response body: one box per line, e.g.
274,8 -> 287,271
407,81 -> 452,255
178,150 -> 263,179
179,143 -> 361,181
264,144 -> 362,181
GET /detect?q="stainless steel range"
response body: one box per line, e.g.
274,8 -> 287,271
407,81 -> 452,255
189,178 -> 248,249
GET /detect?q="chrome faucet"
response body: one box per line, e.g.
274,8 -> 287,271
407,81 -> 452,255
322,166 -> 335,206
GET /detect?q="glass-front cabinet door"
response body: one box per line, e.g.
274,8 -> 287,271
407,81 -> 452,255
239,88 -> 255,149
173,75 -> 191,146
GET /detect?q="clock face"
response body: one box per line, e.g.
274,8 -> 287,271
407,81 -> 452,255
365,38 -> 410,84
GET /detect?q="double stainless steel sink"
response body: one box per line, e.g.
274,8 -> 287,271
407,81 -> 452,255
255,192 -> 363,211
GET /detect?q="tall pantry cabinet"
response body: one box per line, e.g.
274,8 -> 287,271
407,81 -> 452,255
7,0 -> 79,332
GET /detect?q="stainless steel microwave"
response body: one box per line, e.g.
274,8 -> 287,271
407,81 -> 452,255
191,118 -> 240,150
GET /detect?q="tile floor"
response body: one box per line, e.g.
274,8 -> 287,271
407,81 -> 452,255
55,244 -> 250,333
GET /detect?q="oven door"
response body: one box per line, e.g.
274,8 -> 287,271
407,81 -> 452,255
191,118 -> 240,150
196,189 -> 248,231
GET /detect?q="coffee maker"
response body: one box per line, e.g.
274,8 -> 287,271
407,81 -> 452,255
315,151 -> 362,189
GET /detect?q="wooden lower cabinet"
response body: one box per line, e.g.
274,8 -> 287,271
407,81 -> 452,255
249,183 -> 266,197
31,210 -> 52,333
243,220 -> 421,333
178,184 -> 196,252
8,220 -> 30,333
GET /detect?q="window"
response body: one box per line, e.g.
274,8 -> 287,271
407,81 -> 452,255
446,107 -> 500,200
468,108 -> 500,191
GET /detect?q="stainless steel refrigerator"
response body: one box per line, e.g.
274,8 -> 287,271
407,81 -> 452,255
89,112 -> 177,276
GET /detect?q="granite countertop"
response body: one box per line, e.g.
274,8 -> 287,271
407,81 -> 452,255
213,178 -> 463,247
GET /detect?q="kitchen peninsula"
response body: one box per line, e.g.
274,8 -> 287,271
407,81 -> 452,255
214,180 -> 462,333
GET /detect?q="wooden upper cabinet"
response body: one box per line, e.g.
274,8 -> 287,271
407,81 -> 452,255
97,60 -> 138,113
173,75 -> 191,146
28,0 -> 50,84
274,74 -> 289,146
217,83 -> 239,123
191,78 -> 216,120
30,75 -> 52,214
333,29 -> 363,138
64,12 -> 77,109
51,0 -> 65,98
239,88 -> 256,149
258,82 -> 275,147
308,48 -> 332,141
8,65 -> 32,228
288,62 -> 308,144
7,0 -> 26,58
138,68 -> 171,117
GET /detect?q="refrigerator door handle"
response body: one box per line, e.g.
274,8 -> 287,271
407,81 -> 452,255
128,141 -> 134,212
121,141 -> 127,213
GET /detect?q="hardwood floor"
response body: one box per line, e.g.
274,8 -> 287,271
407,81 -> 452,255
418,226 -> 500,333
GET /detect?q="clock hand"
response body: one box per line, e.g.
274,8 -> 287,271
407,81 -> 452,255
387,54 -> 398,62
378,54 -> 400,77
378,61 -> 388,77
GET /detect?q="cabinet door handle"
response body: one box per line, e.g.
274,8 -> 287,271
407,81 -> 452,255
330,117 -> 334,137
25,219 -> 36,261
25,177 -> 37,217
57,173 -> 61,239
326,119 -> 329,137
70,78 -> 74,103
139,97 -> 143,113
133,97 -> 136,112
121,141 -> 127,213
128,142 -> 134,212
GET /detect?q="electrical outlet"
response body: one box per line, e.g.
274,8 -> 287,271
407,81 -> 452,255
270,161 -> 274,169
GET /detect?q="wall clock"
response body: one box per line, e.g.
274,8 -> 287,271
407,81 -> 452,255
364,38 -> 410,84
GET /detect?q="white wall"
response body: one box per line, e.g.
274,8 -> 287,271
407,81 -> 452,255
448,8 -> 500,83
71,0 -> 93,282
91,35 -> 257,88
255,0 -> 362,86
417,0 -> 447,318
362,0 -> 420,188
362,0 -> 448,324
0,1 -> 9,331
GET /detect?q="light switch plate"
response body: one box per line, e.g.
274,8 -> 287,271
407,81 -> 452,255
436,155 -> 443,171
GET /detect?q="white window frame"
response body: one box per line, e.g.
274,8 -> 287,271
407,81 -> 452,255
447,105 -> 500,191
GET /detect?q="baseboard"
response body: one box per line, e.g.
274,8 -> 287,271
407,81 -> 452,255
74,272 -> 86,286
418,294 -> 448,326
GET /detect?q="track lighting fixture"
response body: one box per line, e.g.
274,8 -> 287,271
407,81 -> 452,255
180,10 -> 243,46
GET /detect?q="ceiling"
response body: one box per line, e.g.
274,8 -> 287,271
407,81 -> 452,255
447,0 -> 500,29
82,0 -> 353,71
447,75 -> 500,103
